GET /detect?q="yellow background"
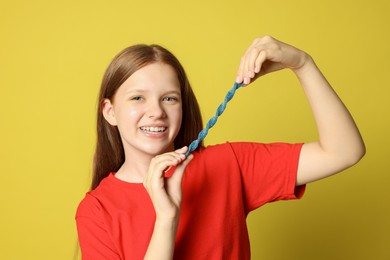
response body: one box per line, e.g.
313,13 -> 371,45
1,0 -> 389,259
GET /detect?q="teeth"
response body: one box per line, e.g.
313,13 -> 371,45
140,126 -> 166,132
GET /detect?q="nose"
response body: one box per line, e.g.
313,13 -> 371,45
147,100 -> 166,119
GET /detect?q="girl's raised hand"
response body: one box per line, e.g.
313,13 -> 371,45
236,36 -> 310,85
143,146 -> 193,222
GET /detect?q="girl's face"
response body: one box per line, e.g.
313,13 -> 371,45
103,62 -> 182,158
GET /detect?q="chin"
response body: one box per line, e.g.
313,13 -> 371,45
143,143 -> 174,156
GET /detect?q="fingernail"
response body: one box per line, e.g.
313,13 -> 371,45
236,75 -> 241,83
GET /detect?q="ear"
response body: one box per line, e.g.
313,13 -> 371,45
102,99 -> 118,126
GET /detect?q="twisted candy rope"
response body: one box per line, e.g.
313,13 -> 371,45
185,82 -> 244,157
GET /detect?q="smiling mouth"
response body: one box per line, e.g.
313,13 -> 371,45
140,126 -> 167,134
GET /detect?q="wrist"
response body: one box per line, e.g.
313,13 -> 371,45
154,215 -> 180,233
292,54 -> 316,79
155,211 -> 180,226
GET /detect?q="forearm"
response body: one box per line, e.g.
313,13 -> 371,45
143,148 -> 192,259
294,55 -> 365,183
144,217 -> 179,260
236,36 -> 365,184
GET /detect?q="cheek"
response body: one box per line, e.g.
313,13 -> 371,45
117,107 -> 143,126
173,106 -> 183,126
129,108 -> 140,117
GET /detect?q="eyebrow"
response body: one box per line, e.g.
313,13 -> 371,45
126,89 -> 147,94
163,90 -> 181,95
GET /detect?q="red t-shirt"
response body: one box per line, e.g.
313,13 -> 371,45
76,142 -> 305,259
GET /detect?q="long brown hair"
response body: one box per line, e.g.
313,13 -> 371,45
91,44 -> 203,190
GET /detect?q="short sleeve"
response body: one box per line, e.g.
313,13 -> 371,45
228,142 -> 305,213
75,194 -> 121,260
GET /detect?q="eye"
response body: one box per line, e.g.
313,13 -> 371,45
162,97 -> 178,102
130,96 -> 143,101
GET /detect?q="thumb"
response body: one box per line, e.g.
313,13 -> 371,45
169,154 -> 193,182
177,154 -> 194,171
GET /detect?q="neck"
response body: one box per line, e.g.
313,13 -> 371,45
115,153 -> 152,183
115,144 -> 175,183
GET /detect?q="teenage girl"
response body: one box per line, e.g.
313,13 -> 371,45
76,36 -> 365,259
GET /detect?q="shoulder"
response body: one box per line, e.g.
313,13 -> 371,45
193,142 -> 303,167
228,142 -> 303,156
191,142 -> 240,165
75,175 -> 113,219
195,141 -> 265,155
76,192 -> 102,219
188,142 -> 263,170
197,141 -> 294,157
197,142 -> 234,155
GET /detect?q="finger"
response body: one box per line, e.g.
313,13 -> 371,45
238,43 -> 255,84
254,50 -> 267,74
244,38 -> 264,84
175,146 -> 188,156
163,146 -> 189,177
156,147 -> 187,160
168,154 -> 194,183
154,156 -> 182,174
155,148 -> 186,162
243,50 -> 252,85
165,154 -> 193,204
237,38 -> 261,84
247,47 -> 262,77
145,154 -> 182,184
152,146 -> 187,178
236,56 -> 245,83
176,154 -> 193,172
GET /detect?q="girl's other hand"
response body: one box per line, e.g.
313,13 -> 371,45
143,146 -> 193,223
236,36 -> 310,85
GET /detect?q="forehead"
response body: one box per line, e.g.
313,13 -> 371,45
120,62 -> 180,92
